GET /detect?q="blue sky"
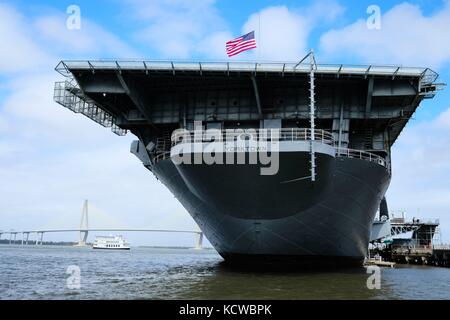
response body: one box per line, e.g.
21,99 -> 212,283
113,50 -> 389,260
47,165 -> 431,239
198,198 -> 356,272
1,0 -> 450,246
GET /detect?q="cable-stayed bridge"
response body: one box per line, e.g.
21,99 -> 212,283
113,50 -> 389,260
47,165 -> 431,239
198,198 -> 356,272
0,201 -> 204,249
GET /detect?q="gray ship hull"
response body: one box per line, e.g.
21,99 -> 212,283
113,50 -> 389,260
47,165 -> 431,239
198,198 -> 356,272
152,151 -> 390,266
52,58 -> 438,266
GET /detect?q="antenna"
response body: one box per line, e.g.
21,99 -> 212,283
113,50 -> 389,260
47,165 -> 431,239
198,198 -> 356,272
309,49 -> 317,182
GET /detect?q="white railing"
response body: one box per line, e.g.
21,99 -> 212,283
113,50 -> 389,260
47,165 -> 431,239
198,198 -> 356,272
433,245 -> 450,250
154,152 -> 170,163
159,129 -> 389,168
171,128 -> 334,147
336,148 -> 387,168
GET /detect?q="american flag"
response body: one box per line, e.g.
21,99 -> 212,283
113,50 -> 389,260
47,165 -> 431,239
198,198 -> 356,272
226,31 -> 257,57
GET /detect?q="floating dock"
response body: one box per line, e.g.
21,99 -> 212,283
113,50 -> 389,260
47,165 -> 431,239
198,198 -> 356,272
365,257 -> 395,268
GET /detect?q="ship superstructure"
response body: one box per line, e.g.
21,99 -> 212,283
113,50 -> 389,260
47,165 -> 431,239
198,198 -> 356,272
54,58 -> 441,266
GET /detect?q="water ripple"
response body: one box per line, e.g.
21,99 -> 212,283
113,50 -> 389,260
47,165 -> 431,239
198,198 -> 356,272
0,245 -> 449,300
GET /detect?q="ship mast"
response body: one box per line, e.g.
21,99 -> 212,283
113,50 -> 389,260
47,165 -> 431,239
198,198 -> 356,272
309,49 -> 317,182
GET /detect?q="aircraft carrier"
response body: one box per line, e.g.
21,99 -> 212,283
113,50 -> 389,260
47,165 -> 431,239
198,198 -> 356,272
54,56 -> 441,266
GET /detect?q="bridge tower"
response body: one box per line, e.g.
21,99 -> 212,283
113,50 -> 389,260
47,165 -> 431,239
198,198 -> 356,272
194,224 -> 204,250
77,200 -> 89,246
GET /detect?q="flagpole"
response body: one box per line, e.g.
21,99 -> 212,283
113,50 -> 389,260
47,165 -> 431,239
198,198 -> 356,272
258,12 -> 261,61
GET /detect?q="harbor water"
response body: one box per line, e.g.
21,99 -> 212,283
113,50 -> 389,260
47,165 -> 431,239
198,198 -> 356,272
1,245 -> 449,300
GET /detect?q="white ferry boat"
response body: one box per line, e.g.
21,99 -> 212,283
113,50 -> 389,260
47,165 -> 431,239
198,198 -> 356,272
92,235 -> 130,250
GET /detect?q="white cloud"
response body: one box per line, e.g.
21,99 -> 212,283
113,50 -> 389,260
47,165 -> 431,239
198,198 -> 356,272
0,138 -> 194,242
1,73 -> 111,146
0,72 -> 195,244
0,3 -> 198,246
127,0 -> 344,61
388,108 -> 450,243
0,3 -> 140,76
127,0 -> 229,59
197,31 -> 234,60
319,2 -> 450,67
34,15 -> 140,58
0,4 -> 50,73
436,107 -> 450,129
301,0 -> 346,24
240,1 -> 344,61
242,6 -> 310,61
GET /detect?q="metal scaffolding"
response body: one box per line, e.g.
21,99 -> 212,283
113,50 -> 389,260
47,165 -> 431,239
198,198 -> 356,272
53,79 -> 127,136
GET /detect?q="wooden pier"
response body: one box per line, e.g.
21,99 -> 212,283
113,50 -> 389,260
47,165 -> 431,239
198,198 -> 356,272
372,245 -> 450,267
370,215 -> 449,268
429,245 -> 450,267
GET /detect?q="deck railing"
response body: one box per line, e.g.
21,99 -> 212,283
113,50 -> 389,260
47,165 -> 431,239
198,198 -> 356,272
171,128 -> 334,147
154,152 -> 170,163
162,129 -> 389,168
434,245 -> 450,250
336,148 -> 388,168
